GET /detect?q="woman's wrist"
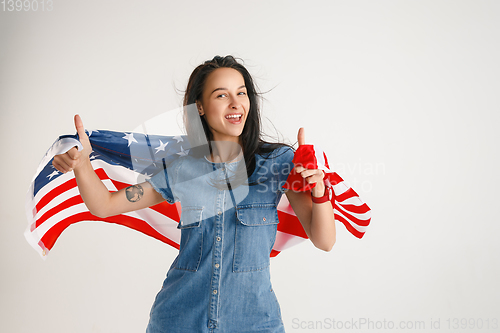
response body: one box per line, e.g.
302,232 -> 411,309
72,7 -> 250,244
311,181 -> 325,198
311,182 -> 330,204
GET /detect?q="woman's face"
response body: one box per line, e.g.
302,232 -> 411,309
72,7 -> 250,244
198,67 -> 250,143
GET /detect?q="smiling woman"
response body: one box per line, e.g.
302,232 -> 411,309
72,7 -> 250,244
196,67 -> 249,143
51,55 -> 336,332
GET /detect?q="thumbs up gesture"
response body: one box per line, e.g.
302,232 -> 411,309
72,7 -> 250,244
294,128 -> 326,197
52,115 -> 92,173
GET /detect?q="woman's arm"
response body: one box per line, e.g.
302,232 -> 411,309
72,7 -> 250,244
52,115 -> 165,218
284,128 -> 336,252
286,174 -> 336,252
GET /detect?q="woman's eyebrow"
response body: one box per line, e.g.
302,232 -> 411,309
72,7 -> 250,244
210,85 -> 246,95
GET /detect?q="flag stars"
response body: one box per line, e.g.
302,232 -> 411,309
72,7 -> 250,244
177,147 -> 189,157
173,136 -> 183,143
87,130 -> 98,137
47,171 -> 59,180
122,133 -> 138,147
155,140 -> 169,154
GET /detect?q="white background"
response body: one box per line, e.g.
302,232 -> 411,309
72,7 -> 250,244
1,1 -> 499,332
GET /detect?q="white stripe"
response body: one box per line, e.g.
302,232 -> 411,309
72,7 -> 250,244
32,170 -> 75,205
277,195 -> 296,216
25,138 -> 178,259
334,208 -> 368,233
28,192 -> 310,259
333,181 -> 350,196
31,203 -> 182,248
90,159 -> 145,185
29,157 -> 143,232
34,179 -> 117,221
336,203 -> 372,222
35,203 -> 89,237
34,186 -> 81,220
30,158 -> 136,206
127,209 -> 181,244
313,146 -> 332,173
336,195 -> 365,206
273,231 -> 306,252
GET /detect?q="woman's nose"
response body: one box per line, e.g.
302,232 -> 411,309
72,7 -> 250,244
229,96 -> 241,109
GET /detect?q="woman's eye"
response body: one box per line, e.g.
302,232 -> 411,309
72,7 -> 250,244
238,92 -> 247,95
217,93 -> 227,98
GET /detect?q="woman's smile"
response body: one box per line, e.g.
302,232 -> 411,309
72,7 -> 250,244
225,113 -> 243,124
197,67 -> 250,143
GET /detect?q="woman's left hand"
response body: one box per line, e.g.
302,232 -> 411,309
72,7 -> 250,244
294,128 -> 326,197
286,127 -> 335,252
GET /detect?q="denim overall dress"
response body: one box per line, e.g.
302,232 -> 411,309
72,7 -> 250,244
146,146 -> 294,332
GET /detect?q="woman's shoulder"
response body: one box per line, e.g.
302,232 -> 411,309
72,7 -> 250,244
258,142 -> 293,154
154,152 -> 200,178
256,143 -> 294,165
267,143 -> 294,155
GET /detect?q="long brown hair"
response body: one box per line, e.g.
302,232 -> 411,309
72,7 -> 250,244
183,55 -> 290,178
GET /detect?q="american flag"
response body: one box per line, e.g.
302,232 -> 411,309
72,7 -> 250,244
25,130 -> 370,259
282,144 -> 372,239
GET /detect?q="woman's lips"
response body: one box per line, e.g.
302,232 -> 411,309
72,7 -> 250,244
225,114 -> 243,124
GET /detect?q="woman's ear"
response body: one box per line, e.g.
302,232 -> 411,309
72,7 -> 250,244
196,102 -> 204,116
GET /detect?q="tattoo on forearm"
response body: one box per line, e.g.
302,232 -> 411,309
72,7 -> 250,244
125,184 -> 144,202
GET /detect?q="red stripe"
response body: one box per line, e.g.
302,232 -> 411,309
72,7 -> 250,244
149,202 -> 181,222
329,172 -> 344,185
270,249 -> 281,257
106,178 -> 131,191
334,202 -> 371,227
94,168 -> 111,180
40,212 -> 180,252
322,151 -> 330,170
36,195 -> 84,228
334,214 -> 365,239
336,202 -> 371,214
35,178 -> 77,213
35,168 -> 111,213
277,211 -> 308,239
330,174 -> 372,217
35,168 -> 126,229
34,165 -> 184,254
102,173 -> 182,223
96,170 -> 182,222
335,188 -> 360,202
92,170 -> 182,222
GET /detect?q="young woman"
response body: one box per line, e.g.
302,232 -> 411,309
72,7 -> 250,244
52,55 -> 336,332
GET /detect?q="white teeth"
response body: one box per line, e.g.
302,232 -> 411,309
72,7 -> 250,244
225,114 -> 241,119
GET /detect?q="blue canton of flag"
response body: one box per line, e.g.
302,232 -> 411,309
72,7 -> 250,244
26,130 -> 192,259
33,130 -> 189,197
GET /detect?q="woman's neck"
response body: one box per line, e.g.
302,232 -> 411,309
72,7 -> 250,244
209,141 -> 243,163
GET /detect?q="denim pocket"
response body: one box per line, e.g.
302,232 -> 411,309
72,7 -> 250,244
174,206 -> 204,271
233,204 -> 278,273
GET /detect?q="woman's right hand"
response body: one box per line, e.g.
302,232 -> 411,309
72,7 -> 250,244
50,114 -> 165,218
52,114 -> 92,173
